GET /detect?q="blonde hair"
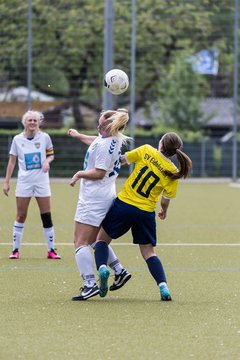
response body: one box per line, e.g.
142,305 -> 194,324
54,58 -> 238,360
21,110 -> 44,127
102,108 -> 130,144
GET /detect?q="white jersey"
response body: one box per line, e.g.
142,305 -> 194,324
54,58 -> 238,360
79,135 -> 122,202
9,131 -> 54,184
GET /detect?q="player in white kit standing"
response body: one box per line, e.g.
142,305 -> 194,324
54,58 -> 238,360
3,110 -> 61,260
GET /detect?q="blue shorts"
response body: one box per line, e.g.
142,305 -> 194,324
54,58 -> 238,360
101,198 -> 157,246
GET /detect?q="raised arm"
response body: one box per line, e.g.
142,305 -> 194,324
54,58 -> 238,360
68,129 -> 97,146
3,154 -> 17,196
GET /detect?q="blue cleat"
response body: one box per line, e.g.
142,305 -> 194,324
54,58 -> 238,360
160,284 -> 172,301
98,266 -> 110,298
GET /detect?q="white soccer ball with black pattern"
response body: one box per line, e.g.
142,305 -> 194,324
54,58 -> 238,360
104,69 -> 129,95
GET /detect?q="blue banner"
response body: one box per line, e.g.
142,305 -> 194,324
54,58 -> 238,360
187,48 -> 219,75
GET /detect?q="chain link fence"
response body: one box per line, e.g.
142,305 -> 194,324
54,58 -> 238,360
0,1 -> 239,179
0,134 -> 239,178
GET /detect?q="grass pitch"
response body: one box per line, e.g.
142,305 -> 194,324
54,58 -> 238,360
0,179 -> 240,360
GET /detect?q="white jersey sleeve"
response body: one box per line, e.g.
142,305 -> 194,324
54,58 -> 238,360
9,137 -> 18,156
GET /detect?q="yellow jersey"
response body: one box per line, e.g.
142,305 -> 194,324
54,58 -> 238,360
118,144 -> 179,212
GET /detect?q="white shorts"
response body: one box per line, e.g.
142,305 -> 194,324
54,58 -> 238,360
15,182 -> 51,197
74,197 -> 115,227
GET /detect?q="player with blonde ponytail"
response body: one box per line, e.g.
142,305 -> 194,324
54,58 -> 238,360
104,108 -> 130,142
68,108 -> 132,300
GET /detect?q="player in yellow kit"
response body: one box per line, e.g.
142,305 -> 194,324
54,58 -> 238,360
94,132 -> 192,301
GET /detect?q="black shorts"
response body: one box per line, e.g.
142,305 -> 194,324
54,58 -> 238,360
102,198 -> 157,246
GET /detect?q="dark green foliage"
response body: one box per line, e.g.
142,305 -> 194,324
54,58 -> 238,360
0,1 -> 235,130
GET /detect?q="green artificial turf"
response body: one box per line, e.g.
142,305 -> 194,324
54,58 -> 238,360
0,179 -> 240,360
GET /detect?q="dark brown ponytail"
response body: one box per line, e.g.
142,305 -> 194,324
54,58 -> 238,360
160,132 -> 192,179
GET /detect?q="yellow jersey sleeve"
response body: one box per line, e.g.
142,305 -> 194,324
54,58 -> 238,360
118,145 -> 179,212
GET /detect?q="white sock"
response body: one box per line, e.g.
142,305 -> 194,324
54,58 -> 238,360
75,246 -> 96,287
12,221 -> 24,250
159,282 -> 167,287
107,245 -> 123,275
99,264 -> 107,270
43,226 -> 55,251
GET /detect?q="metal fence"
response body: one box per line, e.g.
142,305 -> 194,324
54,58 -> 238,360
0,135 -> 239,178
0,1 -> 239,179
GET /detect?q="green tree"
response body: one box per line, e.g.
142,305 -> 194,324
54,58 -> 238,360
0,1 -> 106,128
0,0 -> 235,130
157,57 -> 209,131
113,0 -> 234,130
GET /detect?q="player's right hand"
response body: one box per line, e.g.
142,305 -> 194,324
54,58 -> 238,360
3,183 -> 10,196
70,172 -> 80,187
68,129 -> 79,138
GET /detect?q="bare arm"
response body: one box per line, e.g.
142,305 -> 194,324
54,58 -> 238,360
68,129 -> 97,146
158,196 -> 171,220
42,155 -> 54,173
70,168 -> 106,187
3,154 -> 17,196
120,154 -> 127,165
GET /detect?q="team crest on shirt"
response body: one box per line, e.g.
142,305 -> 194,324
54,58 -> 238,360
34,142 -> 40,149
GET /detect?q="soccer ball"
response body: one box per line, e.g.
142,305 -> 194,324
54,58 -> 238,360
104,69 -> 129,95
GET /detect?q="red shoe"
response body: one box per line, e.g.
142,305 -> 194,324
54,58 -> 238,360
9,249 -> 19,259
47,248 -> 61,259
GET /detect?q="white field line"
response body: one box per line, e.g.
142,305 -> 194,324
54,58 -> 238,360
0,177 -> 239,184
229,183 -> 240,188
0,242 -> 240,246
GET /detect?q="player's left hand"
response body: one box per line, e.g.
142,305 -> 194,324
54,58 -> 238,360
42,160 -> 50,172
158,209 -> 167,220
